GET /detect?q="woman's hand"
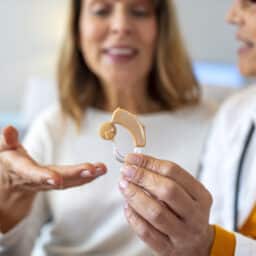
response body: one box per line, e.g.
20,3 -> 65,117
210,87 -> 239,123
119,153 -> 214,256
0,126 -> 107,232
0,126 -> 107,191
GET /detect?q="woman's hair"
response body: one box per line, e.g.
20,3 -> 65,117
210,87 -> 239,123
57,0 -> 200,126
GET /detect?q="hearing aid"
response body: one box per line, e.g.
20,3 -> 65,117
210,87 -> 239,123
99,108 -> 146,163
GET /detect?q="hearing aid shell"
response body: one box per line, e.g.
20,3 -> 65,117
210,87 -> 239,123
99,108 -> 146,162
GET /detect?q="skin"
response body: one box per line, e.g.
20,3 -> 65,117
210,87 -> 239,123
226,0 -> 256,76
118,1 -> 256,255
79,0 -> 160,113
119,154 -> 214,256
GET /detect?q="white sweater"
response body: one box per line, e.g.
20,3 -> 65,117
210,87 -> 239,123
0,102 -> 216,256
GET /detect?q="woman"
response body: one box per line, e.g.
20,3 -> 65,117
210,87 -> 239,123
0,0 -> 215,255
118,0 -> 256,255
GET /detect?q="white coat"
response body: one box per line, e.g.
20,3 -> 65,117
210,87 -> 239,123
200,85 -> 256,255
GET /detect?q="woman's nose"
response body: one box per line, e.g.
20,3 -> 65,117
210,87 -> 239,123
110,12 -> 133,36
225,1 -> 244,26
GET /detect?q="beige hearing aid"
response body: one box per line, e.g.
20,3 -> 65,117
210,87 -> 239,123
99,108 -> 146,163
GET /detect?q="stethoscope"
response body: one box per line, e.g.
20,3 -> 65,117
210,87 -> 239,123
233,121 -> 255,231
197,121 -> 255,232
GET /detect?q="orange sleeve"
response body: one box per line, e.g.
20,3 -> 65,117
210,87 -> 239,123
239,204 -> 256,239
210,225 -> 236,256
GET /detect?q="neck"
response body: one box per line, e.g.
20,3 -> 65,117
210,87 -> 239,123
99,79 -> 161,114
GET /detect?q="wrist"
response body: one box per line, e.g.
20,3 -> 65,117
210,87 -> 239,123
0,189 -> 36,233
191,225 -> 215,256
201,225 -> 215,256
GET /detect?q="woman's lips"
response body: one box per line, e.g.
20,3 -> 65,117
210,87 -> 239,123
103,47 -> 138,63
238,41 -> 254,55
237,35 -> 255,55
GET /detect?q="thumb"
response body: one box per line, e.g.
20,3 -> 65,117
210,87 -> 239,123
0,126 -> 20,151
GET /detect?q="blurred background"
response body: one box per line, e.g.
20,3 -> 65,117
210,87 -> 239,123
0,0 -> 248,133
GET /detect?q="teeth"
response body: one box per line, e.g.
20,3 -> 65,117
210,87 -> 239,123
240,42 -> 254,48
107,48 -> 135,55
240,40 -> 254,48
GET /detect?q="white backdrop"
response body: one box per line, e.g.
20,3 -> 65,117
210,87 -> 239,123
0,0 -> 237,112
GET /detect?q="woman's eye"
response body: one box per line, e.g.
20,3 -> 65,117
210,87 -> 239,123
91,5 -> 110,16
131,6 -> 151,17
247,0 -> 256,4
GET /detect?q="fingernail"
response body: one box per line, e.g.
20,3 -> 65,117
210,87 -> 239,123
125,154 -> 140,165
47,179 -> 56,185
80,170 -> 92,178
119,179 -> 128,189
95,167 -> 105,176
120,165 -> 136,178
124,202 -> 129,210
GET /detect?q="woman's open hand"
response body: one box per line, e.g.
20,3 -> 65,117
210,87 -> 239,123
119,153 -> 214,256
0,126 -> 107,233
0,126 -> 107,192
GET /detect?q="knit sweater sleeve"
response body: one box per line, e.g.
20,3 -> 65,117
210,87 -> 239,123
0,112 -> 53,255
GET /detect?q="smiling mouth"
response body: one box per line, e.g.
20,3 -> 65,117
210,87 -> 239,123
103,46 -> 139,64
237,35 -> 255,54
105,47 -> 138,55
239,40 -> 254,49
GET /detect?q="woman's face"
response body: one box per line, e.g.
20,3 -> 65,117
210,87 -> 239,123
226,0 -> 256,76
79,0 -> 157,87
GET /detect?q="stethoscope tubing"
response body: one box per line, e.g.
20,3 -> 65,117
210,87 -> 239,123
234,122 -> 255,231
197,121 -> 255,231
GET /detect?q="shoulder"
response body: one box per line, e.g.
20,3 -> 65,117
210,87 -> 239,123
203,85 -> 256,151
214,85 -> 256,127
32,104 -> 65,128
25,103 -> 73,137
22,104 -> 71,162
195,99 -> 219,118
176,99 -> 219,123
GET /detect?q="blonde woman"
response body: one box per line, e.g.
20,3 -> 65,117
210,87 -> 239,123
0,0 -> 215,255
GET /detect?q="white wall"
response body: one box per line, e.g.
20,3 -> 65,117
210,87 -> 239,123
175,0 -> 237,62
0,0 -> 69,111
0,0 -> 237,112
